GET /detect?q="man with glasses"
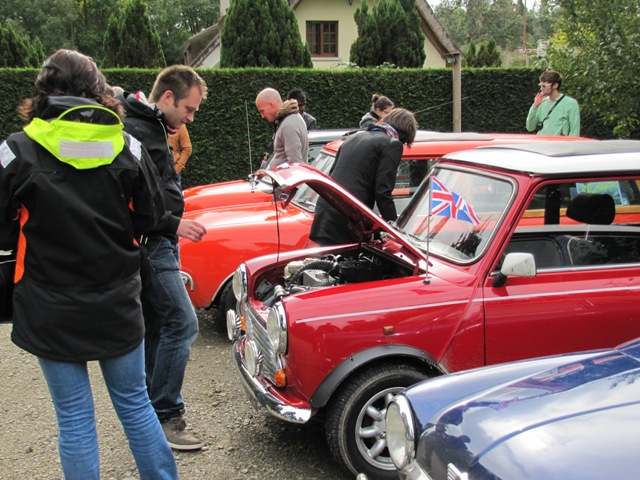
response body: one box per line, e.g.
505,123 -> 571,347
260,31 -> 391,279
526,70 -> 580,136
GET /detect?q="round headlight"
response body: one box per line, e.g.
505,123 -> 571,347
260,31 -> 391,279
232,264 -> 247,302
267,302 -> 287,354
386,395 -> 415,470
244,339 -> 261,376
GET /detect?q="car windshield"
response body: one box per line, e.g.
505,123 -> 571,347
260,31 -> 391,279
396,167 -> 514,262
290,152 -> 336,212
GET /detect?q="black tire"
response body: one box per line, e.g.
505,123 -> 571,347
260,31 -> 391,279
325,363 -> 429,479
216,282 -> 236,336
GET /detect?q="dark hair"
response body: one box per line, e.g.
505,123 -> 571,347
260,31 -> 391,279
371,93 -> 394,111
381,108 -> 418,146
18,49 -> 121,122
287,88 -> 307,106
540,70 -> 562,89
149,65 -> 208,105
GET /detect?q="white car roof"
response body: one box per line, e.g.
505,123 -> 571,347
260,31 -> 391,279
442,140 -> 640,175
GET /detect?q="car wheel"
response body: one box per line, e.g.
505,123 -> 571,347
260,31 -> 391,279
216,282 -> 236,336
325,363 -> 428,479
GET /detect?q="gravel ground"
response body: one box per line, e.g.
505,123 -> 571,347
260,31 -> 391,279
0,311 -> 353,480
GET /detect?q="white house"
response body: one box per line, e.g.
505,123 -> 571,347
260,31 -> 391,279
185,0 -> 461,70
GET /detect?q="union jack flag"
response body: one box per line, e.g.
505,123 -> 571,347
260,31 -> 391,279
430,177 -> 481,225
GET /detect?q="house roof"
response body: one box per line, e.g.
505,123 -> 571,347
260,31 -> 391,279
186,0 -> 461,68
184,22 -> 221,68
414,0 -> 461,57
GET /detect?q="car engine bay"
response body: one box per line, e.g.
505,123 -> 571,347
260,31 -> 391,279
255,250 -> 414,308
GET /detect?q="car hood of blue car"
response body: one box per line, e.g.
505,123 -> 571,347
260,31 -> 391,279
404,338 -> 640,480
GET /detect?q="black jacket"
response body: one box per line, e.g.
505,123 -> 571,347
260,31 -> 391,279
120,91 -> 182,240
359,110 -> 381,129
310,129 -> 403,245
0,96 -> 164,361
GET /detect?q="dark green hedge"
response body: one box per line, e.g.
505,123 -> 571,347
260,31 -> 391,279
0,67 -> 621,189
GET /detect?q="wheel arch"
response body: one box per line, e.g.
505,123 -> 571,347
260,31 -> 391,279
309,345 -> 444,409
212,273 -> 234,308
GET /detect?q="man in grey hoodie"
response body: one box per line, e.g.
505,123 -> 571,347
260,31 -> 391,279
255,87 -> 309,169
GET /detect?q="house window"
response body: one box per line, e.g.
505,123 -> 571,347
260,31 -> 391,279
306,22 -> 338,57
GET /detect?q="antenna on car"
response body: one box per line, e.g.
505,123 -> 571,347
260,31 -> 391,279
244,101 -> 253,173
424,175 -> 432,285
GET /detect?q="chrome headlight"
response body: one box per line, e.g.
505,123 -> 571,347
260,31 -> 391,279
386,394 -> 416,470
244,339 -> 262,376
232,264 -> 247,302
267,302 -> 287,354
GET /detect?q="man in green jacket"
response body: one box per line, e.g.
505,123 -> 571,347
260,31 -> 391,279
526,70 -> 580,137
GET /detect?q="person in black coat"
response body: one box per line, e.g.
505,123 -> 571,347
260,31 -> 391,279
310,108 -> 417,246
359,93 -> 394,129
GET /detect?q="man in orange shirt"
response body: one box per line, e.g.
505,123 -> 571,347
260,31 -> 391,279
168,124 -> 192,176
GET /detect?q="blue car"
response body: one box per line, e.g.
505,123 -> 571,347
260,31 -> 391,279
374,338 -> 640,480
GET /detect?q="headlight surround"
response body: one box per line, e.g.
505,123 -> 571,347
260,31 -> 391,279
267,302 -> 287,354
232,264 -> 247,302
386,394 -> 416,470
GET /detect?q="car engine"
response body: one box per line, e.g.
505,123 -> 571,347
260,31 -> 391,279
256,252 -> 413,308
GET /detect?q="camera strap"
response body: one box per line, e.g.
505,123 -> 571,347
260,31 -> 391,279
539,94 -> 565,127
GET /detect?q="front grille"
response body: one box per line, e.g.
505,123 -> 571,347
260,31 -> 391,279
244,305 -> 278,383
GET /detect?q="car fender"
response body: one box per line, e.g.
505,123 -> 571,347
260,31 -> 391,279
309,344 -> 443,408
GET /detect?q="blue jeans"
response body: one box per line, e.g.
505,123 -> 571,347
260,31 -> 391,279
38,342 -> 178,480
142,236 -> 199,421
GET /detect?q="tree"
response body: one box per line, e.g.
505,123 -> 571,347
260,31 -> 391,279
220,0 -> 312,68
549,0 -> 640,137
0,0 -> 78,57
435,0 -> 522,51
147,0 -> 220,65
465,37 -> 501,67
102,14 -> 120,68
73,0 -> 121,62
102,0 -> 166,68
2,0 -> 216,65
0,21 -> 43,67
350,0 -> 426,68
349,0 -> 382,66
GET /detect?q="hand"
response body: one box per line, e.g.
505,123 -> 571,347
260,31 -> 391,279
177,219 -> 206,242
533,91 -> 547,108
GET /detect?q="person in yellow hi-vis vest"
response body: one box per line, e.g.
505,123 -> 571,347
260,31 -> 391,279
0,49 -> 177,480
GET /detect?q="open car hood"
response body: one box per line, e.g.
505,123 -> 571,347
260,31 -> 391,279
254,163 -> 426,262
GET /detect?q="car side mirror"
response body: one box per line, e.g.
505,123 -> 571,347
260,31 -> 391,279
492,252 -> 536,288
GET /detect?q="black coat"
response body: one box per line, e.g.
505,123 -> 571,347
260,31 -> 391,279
0,97 -> 163,361
310,129 -> 403,245
121,92 -> 182,240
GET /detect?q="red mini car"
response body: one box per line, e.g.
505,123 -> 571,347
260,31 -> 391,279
230,140 -> 640,479
179,132 -> 584,328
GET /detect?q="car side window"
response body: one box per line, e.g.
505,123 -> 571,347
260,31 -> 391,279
393,160 -> 436,214
505,178 -> 640,269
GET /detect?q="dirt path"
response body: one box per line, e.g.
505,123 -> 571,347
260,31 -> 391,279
0,312 -> 351,480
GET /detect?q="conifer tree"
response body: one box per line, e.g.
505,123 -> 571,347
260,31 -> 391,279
0,22 -> 41,67
464,38 -> 501,67
102,15 -> 121,68
350,0 -> 426,68
349,0 -> 382,66
102,0 -> 166,68
220,0 -> 312,68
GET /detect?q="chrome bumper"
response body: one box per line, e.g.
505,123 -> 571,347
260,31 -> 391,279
232,339 -> 313,424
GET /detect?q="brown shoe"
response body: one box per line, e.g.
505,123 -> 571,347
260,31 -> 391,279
161,418 -> 203,451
